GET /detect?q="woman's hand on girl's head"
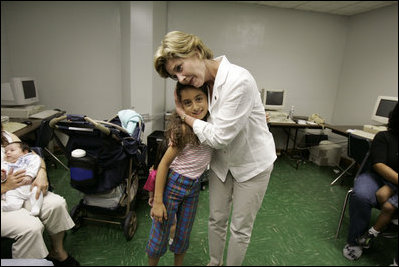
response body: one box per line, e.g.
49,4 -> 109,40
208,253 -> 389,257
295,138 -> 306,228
174,88 -> 185,117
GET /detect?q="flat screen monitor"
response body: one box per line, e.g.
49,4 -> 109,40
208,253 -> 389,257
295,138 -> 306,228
371,96 -> 397,125
1,77 -> 39,106
261,89 -> 285,110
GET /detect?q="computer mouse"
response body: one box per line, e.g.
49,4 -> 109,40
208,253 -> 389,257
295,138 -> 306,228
22,120 -> 32,126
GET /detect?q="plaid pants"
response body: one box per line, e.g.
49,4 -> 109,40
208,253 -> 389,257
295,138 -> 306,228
146,169 -> 200,257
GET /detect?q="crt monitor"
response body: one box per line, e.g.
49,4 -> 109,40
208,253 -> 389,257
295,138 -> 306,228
1,77 -> 39,106
261,89 -> 285,110
371,95 -> 397,125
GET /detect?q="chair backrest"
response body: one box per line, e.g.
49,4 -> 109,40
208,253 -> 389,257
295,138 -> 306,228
35,119 -> 54,149
348,133 -> 372,176
348,134 -> 371,163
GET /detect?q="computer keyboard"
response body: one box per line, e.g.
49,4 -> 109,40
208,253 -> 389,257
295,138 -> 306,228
268,118 -> 296,124
29,109 -> 59,119
349,129 -> 375,140
1,115 -> 10,123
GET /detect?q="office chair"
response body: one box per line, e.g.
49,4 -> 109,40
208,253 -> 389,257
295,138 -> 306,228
35,118 -> 69,171
335,133 -> 372,239
330,132 -> 372,186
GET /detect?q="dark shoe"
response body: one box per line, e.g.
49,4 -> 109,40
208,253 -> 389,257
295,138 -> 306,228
356,232 -> 375,249
47,255 -> 80,266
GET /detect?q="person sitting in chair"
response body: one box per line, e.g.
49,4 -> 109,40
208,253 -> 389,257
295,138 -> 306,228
1,123 -> 80,265
343,103 -> 398,261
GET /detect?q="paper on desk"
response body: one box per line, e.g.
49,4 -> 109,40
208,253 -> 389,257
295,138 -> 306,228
346,129 -> 355,133
2,122 -> 27,133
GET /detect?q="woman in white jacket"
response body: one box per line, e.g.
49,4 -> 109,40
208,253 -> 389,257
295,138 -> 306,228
154,30 -> 277,266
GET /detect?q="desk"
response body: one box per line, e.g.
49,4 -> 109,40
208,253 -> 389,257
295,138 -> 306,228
5,111 -> 66,138
4,119 -> 42,138
268,119 -> 322,152
325,124 -> 363,137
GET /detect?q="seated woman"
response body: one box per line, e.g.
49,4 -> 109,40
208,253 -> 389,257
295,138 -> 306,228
1,123 -> 79,266
343,103 -> 398,261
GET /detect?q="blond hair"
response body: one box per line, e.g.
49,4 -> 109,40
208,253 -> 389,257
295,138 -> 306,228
154,31 -> 214,78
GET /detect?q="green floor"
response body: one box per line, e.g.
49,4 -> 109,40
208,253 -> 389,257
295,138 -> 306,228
46,154 -> 397,266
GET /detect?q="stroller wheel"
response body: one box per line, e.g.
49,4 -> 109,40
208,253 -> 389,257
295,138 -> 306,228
70,200 -> 84,231
123,211 -> 137,241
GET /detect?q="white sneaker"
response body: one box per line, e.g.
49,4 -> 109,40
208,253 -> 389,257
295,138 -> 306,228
168,238 -> 173,246
390,255 -> 398,266
343,244 -> 363,261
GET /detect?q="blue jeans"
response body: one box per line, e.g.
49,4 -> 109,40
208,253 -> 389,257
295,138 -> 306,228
347,171 -> 385,245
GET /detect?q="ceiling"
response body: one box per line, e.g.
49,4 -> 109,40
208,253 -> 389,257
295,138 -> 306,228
233,1 -> 398,16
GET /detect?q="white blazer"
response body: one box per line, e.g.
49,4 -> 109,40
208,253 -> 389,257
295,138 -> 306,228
193,56 -> 276,182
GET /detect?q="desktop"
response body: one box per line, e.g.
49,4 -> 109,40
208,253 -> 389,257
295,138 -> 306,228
261,89 -> 286,110
1,77 -> 44,118
363,95 -> 397,134
371,95 -> 397,125
260,89 -> 294,123
1,77 -> 39,106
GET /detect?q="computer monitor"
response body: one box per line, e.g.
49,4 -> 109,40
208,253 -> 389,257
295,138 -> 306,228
371,95 -> 397,125
261,89 -> 285,110
1,77 -> 39,106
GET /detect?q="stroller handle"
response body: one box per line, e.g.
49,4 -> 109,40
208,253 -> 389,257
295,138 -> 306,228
49,115 -> 111,136
49,115 -> 67,128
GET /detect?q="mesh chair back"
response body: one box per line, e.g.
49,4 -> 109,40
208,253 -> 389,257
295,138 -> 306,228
348,133 -> 372,176
35,119 -> 54,149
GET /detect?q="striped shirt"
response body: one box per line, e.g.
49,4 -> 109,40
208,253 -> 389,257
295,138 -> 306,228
170,142 -> 213,180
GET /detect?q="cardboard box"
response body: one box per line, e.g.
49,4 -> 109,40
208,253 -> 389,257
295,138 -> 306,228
309,141 -> 342,166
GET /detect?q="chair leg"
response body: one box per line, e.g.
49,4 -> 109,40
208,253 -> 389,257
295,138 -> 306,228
330,161 -> 355,186
335,189 -> 353,239
44,147 -> 69,171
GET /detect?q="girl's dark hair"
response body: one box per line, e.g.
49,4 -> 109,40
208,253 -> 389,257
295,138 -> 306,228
165,82 -> 209,151
153,138 -> 168,170
388,103 -> 398,135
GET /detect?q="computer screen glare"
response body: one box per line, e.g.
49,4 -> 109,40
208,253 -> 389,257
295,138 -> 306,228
375,99 -> 396,118
266,91 -> 284,105
371,96 -> 398,124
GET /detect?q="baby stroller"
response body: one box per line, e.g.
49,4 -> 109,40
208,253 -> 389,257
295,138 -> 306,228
49,112 -> 146,241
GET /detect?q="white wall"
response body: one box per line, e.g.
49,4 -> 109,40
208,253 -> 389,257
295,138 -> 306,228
2,1 -> 123,119
333,5 -> 398,125
165,1 -> 349,123
2,1 -> 397,139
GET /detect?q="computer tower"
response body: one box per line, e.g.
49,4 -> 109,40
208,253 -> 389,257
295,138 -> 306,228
147,130 -> 165,169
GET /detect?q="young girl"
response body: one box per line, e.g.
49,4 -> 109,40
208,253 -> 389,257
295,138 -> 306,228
143,138 -> 176,245
146,83 -> 212,266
